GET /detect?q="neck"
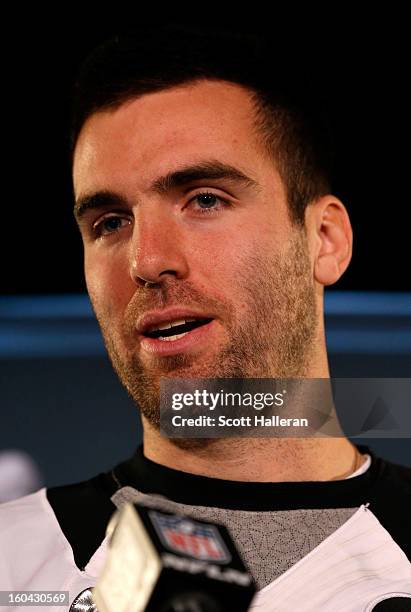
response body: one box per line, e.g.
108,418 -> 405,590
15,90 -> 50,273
142,427 -> 363,482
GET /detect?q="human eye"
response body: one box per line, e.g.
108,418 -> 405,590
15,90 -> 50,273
188,191 -> 232,215
92,214 -> 132,238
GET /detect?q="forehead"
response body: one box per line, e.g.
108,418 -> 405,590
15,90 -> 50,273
73,80 -> 281,196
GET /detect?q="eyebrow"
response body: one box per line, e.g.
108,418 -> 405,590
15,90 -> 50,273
74,159 -> 260,221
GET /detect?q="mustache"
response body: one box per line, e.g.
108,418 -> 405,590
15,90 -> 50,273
122,278 -> 234,336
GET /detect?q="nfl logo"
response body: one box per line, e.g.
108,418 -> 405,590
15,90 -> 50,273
149,510 -> 231,564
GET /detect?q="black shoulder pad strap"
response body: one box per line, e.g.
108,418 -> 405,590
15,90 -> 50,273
47,473 -> 118,571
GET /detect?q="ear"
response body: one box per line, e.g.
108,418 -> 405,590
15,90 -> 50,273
306,196 -> 353,286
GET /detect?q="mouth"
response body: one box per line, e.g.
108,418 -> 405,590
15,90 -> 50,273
137,311 -> 216,356
143,317 -> 214,342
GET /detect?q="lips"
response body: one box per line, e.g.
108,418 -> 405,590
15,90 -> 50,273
146,318 -> 213,339
136,308 -> 215,338
136,308 -> 216,355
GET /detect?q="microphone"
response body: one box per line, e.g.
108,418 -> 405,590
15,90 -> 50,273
93,501 -> 256,612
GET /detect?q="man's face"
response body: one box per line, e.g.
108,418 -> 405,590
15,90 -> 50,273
73,80 -> 318,427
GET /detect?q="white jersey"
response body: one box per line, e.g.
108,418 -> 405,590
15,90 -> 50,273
1,445 -> 410,611
0,447 -> 411,612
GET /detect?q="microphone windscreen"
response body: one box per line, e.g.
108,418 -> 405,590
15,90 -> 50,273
93,502 -> 256,612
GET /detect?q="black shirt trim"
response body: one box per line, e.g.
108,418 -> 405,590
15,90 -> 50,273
114,443 -> 380,511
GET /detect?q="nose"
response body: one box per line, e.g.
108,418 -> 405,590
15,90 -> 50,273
129,206 -> 189,288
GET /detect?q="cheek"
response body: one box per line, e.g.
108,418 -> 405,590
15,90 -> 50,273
84,250 -> 130,318
188,230 -> 247,289
190,227 -> 272,306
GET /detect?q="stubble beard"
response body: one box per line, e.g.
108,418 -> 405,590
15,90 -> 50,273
93,229 -> 318,435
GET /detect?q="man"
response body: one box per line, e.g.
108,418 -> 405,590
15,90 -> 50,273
1,25 -> 410,611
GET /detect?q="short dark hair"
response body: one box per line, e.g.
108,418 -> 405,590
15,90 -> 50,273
71,24 -> 335,226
